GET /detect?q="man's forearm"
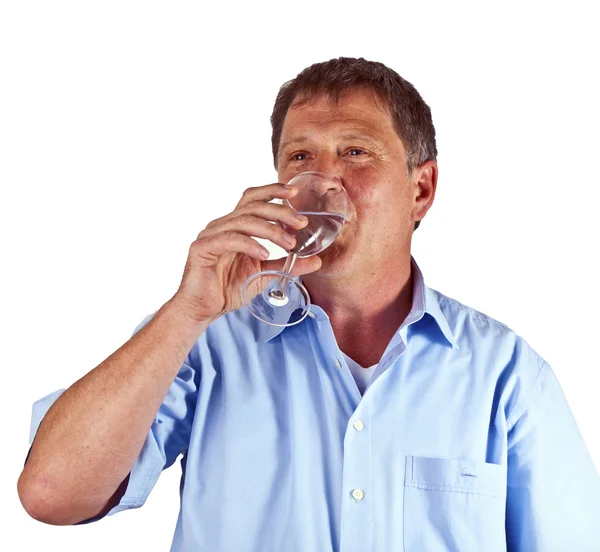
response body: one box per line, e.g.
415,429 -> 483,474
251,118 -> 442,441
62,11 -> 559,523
17,298 -> 208,525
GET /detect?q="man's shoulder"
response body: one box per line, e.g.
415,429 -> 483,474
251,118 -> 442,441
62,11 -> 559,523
429,286 -> 549,367
429,287 -> 513,333
430,288 -> 552,421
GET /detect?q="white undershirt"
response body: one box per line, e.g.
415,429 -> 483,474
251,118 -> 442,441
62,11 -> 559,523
342,352 -> 378,395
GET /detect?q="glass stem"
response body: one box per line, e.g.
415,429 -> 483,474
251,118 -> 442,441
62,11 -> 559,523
272,253 -> 298,294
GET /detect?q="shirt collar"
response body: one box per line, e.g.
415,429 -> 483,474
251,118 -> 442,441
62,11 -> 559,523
258,255 -> 459,350
408,256 -> 460,350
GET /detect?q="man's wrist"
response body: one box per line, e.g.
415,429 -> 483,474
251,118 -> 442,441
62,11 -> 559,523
161,296 -> 213,337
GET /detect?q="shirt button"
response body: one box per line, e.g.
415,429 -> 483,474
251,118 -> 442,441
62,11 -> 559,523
335,359 -> 342,368
353,419 -> 364,431
351,489 -> 364,502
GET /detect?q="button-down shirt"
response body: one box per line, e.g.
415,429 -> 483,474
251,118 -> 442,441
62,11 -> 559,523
29,256 -> 600,551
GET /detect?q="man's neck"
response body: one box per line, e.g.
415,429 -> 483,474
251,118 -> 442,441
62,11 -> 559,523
302,253 -> 414,366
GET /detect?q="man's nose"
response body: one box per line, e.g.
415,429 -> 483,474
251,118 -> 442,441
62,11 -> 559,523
310,173 -> 343,195
311,157 -> 344,191
318,177 -> 342,195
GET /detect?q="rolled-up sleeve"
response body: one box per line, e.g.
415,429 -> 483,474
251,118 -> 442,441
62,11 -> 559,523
27,313 -> 200,522
505,362 -> 600,550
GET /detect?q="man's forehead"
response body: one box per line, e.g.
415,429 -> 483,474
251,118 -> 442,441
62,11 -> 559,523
288,88 -> 389,117
281,89 -> 394,138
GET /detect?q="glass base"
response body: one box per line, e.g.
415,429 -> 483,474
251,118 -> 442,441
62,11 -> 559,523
242,270 -> 311,327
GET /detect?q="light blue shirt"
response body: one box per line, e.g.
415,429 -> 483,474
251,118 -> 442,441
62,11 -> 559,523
29,256 -> 600,551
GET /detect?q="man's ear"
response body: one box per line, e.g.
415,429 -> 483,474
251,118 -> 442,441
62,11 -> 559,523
412,160 -> 438,225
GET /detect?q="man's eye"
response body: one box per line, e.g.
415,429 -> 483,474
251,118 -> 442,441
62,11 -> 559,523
347,148 -> 366,156
291,152 -> 308,161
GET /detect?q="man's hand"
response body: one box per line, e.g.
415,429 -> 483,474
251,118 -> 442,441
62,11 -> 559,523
171,183 -> 322,325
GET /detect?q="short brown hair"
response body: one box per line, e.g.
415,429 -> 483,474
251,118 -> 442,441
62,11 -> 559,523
270,57 -> 438,231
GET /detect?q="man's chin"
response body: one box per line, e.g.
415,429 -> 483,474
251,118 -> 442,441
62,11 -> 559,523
312,244 -> 353,274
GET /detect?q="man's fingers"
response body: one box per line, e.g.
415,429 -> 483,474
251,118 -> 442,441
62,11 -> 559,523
200,213 -> 303,251
192,232 -> 270,262
235,183 -> 298,209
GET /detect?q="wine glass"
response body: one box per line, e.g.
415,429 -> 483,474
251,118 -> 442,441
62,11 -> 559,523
242,171 -> 348,327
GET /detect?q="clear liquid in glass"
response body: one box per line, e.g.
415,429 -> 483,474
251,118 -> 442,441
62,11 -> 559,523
281,211 -> 345,257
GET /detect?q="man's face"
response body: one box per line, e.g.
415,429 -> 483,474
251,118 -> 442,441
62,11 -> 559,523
277,88 -> 434,278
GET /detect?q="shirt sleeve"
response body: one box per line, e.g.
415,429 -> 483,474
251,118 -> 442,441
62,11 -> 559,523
505,361 -> 600,550
27,312 -> 200,523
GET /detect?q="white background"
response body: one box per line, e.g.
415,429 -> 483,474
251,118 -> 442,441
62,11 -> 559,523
1,1 -> 598,550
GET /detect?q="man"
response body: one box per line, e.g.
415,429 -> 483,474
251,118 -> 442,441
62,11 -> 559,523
18,57 -> 600,551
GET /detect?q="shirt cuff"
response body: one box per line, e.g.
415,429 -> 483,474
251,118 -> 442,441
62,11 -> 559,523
82,417 -> 166,522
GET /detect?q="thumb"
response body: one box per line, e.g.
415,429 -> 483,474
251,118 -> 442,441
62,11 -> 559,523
261,255 -> 322,276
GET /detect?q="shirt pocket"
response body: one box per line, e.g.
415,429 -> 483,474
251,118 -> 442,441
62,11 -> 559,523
403,455 -> 507,552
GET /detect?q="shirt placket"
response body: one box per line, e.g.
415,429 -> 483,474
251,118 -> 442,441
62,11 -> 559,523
339,395 -> 374,552
311,310 -> 374,552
